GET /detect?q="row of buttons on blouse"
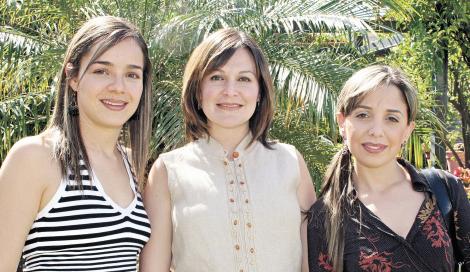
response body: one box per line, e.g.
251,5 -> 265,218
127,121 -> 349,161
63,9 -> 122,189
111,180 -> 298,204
224,151 -> 257,271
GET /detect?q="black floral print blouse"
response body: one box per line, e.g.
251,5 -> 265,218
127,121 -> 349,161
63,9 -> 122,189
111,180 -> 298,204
307,159 -> 470,272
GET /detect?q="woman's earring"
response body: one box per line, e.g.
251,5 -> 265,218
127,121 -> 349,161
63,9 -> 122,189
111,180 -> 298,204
341,133 -> 349,154
342,142 -> 349,155
68,92 -> 79,116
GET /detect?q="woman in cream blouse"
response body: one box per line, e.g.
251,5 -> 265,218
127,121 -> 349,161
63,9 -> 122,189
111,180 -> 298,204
140,28 -> 316,272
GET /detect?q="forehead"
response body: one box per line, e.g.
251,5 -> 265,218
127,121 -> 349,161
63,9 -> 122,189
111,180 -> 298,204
225,48 -> 255,67
208,47 -> 257,72
81,37 -> 144,67
355,84 -> 407,110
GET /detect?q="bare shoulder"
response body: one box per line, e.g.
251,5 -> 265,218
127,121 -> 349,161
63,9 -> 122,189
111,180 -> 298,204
272,142 -> 317,208
266,141 -> 295,156
1,132 -> 60,187
147,157 -> 168,186
0,133 -> 62,268
4,133 -> 55,165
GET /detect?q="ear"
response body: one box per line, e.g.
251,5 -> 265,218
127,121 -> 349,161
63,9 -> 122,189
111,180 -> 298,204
336,112 -> 346,137
65,63 -> 79,92
402,121 -> 416,143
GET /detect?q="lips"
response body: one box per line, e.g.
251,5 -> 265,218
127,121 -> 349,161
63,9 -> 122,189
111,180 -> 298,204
100,99 -> 128,111
362,143 -> 387,153
216,103 -> 242,111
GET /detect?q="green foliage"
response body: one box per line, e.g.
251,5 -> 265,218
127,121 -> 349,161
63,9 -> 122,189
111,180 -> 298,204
1,0 -> 420,186
0,92 -> 54,161
270,109 -> 337,192
384,0 -> 470,167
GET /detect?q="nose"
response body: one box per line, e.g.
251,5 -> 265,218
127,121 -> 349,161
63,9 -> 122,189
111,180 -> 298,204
222,80 -> 238,96
368,119 -> 385,137
108,74 -> 126,93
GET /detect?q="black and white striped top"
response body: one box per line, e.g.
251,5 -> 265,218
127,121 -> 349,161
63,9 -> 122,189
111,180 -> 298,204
22,153 -> 151,272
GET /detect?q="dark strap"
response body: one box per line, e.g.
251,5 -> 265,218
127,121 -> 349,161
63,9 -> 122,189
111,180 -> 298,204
421,168 -> 465,269
421,168 -> 452,229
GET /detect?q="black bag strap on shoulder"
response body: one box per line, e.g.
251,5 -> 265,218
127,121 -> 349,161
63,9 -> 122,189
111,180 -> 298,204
421,168 -> 466,271
421,168 -> 452,229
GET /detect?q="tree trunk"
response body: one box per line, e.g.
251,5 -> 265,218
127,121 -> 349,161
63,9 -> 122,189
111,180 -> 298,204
450,67 -> 470,168
432,47 -> 448,169
464,123 -> 470,168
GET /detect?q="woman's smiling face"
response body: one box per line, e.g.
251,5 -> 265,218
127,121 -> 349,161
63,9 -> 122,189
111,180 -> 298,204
200,47 -> 259,135
69,38 -> 144,129
338,84 -> 415,170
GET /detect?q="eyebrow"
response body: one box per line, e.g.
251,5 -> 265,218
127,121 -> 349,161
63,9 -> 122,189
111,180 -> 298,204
211,68 -> 256,75
92,60 -> 143,70
356,105 -> 404,115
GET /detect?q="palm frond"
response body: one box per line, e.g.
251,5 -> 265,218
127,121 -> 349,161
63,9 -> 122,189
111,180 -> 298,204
402,107 -> 448,168
153,0 -> 393,56
151,81 -> 185,158
271,109 -> 337,191
0,91 -> 54,162
268,46 -> 354,131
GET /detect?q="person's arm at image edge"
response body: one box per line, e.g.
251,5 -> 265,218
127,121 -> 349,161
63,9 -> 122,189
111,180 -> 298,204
139,158 -> 173,272
0,138 -> 52,271
296,150 -> 317,272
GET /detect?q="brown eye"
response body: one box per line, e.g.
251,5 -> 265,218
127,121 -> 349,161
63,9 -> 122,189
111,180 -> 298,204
93,69 -> 108,75
210,75 -> 223,81
127,72 -> 140,79
356,112 -> 368,119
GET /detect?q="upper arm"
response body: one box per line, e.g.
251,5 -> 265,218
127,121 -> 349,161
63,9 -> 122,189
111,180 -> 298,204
0,138 -> 52,270
140,157 -> 173,272
296,150 -> 316,212
294,149 -> 317,272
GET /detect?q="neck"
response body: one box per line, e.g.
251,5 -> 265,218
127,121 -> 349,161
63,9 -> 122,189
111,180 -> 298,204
79,119 -> 122,158
353,159 -> 409,194
208,126 -> 250,155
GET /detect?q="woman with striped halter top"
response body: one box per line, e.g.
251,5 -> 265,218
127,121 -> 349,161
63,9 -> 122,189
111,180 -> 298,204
0,16 -> 152,271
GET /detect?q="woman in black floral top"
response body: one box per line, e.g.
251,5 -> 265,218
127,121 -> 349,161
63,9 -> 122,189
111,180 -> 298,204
307,65 -> 470,272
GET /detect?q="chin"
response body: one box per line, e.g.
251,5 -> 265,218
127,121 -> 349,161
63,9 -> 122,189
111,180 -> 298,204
100,118 -> 130,129
211,117 -> 250,128
355,157 -> 397,169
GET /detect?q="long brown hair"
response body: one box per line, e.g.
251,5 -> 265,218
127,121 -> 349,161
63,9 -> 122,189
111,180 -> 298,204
181,28 -> 274,148
47,16 -> 152,188
320,65 -> 418,271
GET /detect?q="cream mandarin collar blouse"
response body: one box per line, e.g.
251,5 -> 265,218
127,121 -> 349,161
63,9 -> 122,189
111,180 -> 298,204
160,134 -> 303,272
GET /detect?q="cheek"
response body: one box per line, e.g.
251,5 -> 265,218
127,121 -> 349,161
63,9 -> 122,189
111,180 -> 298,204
396,129 -> 410,143
243,86 -> 260,102
200,85 -> 217,104
344,121 -> 358,138
132,92 -> 143,107
133,84 -> 144,101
